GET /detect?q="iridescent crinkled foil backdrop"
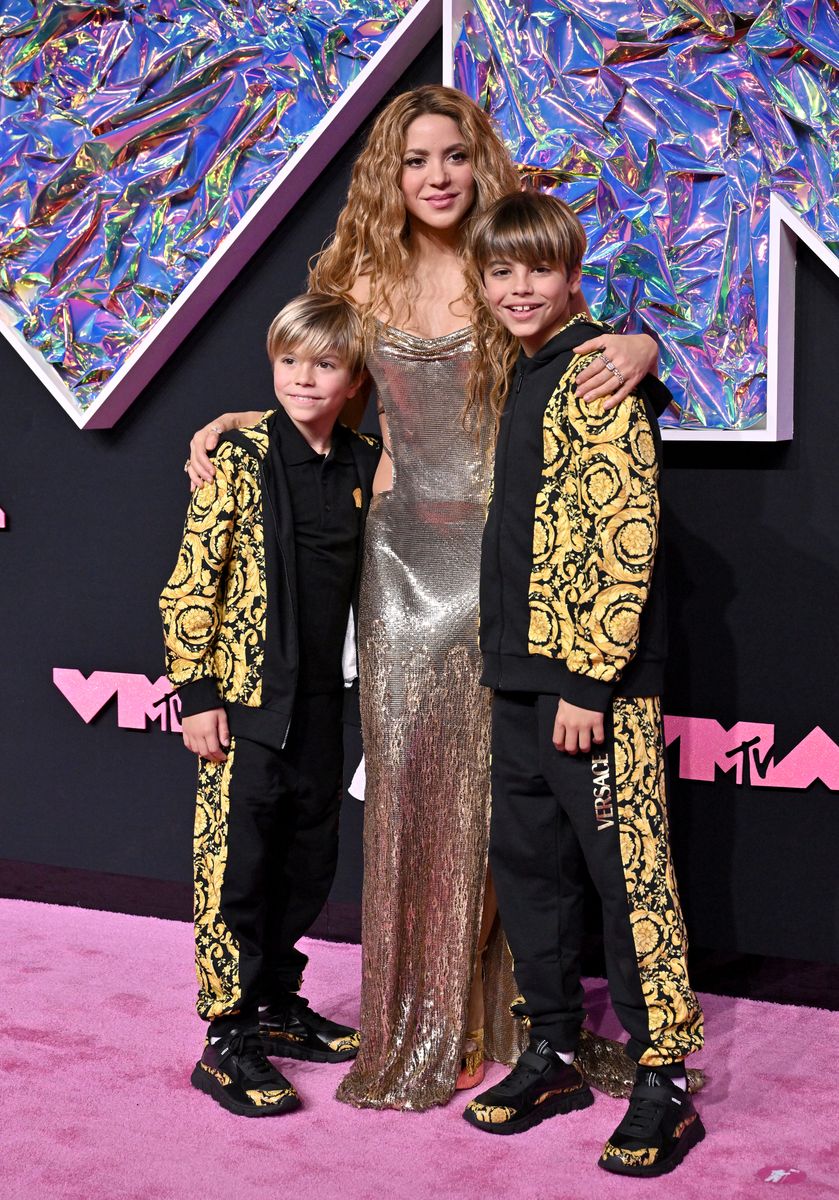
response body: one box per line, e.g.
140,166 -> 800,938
0,1 -> 415,412
454,1 -> 839,429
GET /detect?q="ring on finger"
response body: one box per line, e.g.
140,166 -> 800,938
183,459 -> 191,472
598,354 -> 625,386
210,424 -> 223,435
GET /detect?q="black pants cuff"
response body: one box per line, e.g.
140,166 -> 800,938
530,1023 -> 581,1056
208,1012 -> 259,1037
626,1037 -> 688,1074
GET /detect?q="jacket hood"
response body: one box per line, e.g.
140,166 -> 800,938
516,315 -> 608,374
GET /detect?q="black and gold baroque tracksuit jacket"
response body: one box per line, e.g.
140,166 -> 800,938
479,316 -> 668,710
160,411 -> 381,750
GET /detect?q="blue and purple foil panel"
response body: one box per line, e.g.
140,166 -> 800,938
0,0 -> 415,413
454,1 -> 839,429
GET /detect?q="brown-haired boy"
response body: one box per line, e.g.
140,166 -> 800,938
463,191 -> 705,1176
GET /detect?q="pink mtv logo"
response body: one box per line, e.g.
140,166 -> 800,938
51,673 -> 839,793
53,669 -> 181,733
665,717 -> 839,792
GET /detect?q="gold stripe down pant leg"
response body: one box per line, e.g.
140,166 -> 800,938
193,739 -> 241,1023
612,697 -> 704,1067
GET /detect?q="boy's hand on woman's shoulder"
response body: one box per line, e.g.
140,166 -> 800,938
182,708 -> 230,762
553,699 -> 605,755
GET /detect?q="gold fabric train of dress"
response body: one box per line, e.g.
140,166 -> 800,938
336,324 -> 524,1111
577,1030 -> 705,1098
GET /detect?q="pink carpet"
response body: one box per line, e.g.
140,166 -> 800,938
2,899 -> 838,1200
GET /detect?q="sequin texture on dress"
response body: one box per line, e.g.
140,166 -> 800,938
336,323 -> 524,1111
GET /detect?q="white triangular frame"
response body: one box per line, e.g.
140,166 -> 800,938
3,1 -> 836,440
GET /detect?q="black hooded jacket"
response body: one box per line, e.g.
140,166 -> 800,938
479,316 -> 668,712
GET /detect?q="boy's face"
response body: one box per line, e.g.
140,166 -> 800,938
272,344 -> 359,444
481,259 -> 583,356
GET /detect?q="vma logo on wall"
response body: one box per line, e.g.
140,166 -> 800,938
53,669 -> 181,734
52,668 -> 839,793
664,717 -> 839,793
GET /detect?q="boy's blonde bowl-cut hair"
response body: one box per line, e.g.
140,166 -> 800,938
266,292 -> 367,378
465,190 -> 587,438
266,293 -> 368,428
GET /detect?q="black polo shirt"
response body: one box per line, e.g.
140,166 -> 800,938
275,410 -> 362,693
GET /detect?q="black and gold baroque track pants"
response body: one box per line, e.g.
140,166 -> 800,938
489,691 -> 703,1068
193,692 -> 344,1029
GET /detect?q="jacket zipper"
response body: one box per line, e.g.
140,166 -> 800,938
261,461 -> 296,750
495,366 -> 524,689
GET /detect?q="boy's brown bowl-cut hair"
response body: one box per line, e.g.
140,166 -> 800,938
469,189 -> 586,279
464,190 -> 587,438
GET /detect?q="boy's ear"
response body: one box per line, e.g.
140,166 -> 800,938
338,372 -> 371,429
569,263 -> 583,294
345,366 -> 368,400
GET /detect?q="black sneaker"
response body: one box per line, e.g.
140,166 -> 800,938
463,1038 -> 594,1135
598,1067 -> 705,1176
190,1027 -> 300,1117
259,996 -> 360,1063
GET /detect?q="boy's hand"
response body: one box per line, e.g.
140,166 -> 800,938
182,708 -> 230,762
553,699 -> 605,755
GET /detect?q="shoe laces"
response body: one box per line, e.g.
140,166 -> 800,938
617,1093 -> 667,1140
618,1072 -> 682,1141
224,1030 -> 274,1080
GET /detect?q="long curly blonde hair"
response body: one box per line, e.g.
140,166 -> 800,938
309,85 -> 520,335
464,190 -> 587,435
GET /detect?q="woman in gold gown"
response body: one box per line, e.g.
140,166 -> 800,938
187,86 -> 661,1110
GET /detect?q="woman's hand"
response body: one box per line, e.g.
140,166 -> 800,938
573,333 -> 659,411
186,412 -> 262,490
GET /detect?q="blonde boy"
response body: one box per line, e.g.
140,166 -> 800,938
161,294 -> 379,1116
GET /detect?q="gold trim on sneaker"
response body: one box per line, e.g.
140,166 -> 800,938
245,1087 -> 299,1107
329,1030 -> 361,1053
601,1142 -> 660,1168
200,1062 -> 231,1086
465,1100 -> 517,1125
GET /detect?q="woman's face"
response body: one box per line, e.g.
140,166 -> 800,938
400,113 -> 476,234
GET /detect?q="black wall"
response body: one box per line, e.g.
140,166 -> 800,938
662,244 -> 839,964
2,36 -> 838,967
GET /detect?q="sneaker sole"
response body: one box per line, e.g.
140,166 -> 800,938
598,1115 -> 706,1176
463,1085 -> 594,1136
190,1063 -> 301,1117
260,1036 -> 358,1064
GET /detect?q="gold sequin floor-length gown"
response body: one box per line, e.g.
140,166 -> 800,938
336,324 -> 525,1111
